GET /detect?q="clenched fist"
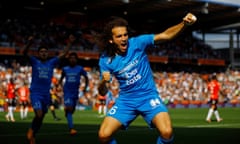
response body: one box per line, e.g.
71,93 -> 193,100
183,13 -> 197,26
102,71 -> 111,82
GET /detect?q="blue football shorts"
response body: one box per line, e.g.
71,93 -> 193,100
107,93 -> 168,129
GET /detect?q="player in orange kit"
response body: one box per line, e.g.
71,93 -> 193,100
5,78 -> 17,122
206,74 -> 223,123
17,82 -> 30,120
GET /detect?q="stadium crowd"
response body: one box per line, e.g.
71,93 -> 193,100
0,14 -> 224,59
0,14 -> 239,114
0,59 -> 240,113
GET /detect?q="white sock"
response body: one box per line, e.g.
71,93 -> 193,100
24,107 -> 28,118
103,105 -> 107,115
9,107 -> 14,120
20,108 -> 24,119
98,105 -> 102,114
206,108 -> 213,120
214,110 -> 221,121
6,107 -> 11,117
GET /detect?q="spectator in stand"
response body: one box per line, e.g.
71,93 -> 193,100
24,35 -> 75,144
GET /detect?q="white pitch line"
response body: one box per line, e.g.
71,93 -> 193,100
186,123 -> 240,128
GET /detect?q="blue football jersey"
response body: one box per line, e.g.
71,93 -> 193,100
29,56 -> 59,96
99,34 -> 158,99
62,65 -> 87,97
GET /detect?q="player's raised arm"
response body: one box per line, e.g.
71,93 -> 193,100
58,34 -> 76,59
23,36 -> 34,56
154,13 -> 197,42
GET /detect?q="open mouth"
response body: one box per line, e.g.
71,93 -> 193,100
121,42 -> 128,48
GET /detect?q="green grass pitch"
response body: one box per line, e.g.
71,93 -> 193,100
0,107 -> 239,144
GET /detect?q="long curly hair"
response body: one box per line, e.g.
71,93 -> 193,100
96,16 -> 129,59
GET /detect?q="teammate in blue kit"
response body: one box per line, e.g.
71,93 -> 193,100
59,52 -> 89,135
24,35 -> 75,144
97,13 -> 197,144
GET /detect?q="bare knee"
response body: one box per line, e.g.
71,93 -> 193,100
35,110 -> 44,118
160,126 -> 173,139
98,117 -> 122,143
153,112 -> 173,139
98,129 -> 112,143
98,129 -> 111,139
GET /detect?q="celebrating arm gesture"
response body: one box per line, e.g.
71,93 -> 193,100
154,13 -> 197,42
58,34 -> 76,59
23,36 -> 34,56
